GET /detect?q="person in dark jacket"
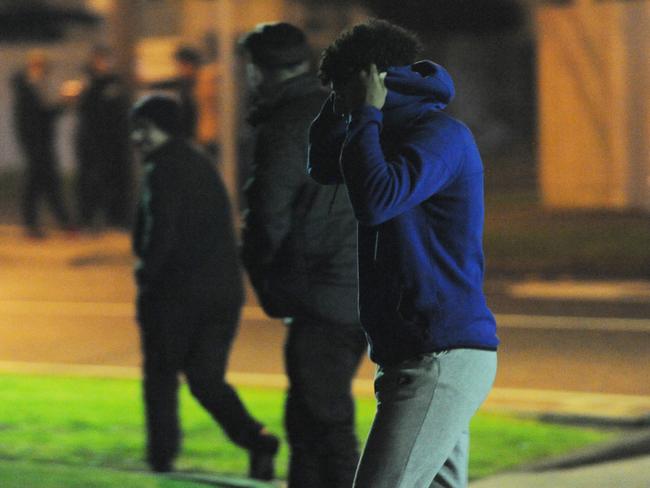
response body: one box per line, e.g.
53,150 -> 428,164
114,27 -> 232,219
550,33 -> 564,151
12,50 -> 71,238
76,45 -> 132,230
309,20 -> 499,488
239,23 -> 367,488
130,94 -> 279,479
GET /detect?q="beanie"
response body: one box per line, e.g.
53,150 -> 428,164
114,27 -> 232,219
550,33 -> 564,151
130,94 -> 182,136
175,46 -> 202,66
240,22 -> 310,68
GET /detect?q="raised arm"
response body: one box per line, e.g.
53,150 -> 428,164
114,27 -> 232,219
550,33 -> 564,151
340,106 -> 464,226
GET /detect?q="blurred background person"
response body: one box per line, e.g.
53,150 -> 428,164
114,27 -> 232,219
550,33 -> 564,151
195,32 -> 222,161
239,22 -> 366,488
147,45 -> 201,142
11,50 -> 73,239
130,94 -> 279,479
75,44 -> 132,232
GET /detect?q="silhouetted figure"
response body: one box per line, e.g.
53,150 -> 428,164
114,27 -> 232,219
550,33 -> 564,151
195,32 -> 222,160
76,45 -> 132,230
130,94 -> 279,479
309,20 -> 499,488
12,50 -> 71,238
240,23 -> 366,488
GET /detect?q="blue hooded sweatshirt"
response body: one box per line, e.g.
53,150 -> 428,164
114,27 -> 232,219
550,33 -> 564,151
308,61 -> 499,365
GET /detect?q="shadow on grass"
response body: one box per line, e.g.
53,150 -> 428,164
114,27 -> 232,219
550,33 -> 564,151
0,373 -> 616,485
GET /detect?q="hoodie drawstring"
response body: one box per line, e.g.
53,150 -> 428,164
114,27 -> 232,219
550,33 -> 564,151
328,184 -> 340,215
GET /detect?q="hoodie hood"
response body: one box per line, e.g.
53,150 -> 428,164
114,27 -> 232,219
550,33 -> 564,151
248,73 -> 323,126
382,60 -> 455,126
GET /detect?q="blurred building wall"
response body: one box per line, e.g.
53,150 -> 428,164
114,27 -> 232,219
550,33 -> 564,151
538,0 -> 650,211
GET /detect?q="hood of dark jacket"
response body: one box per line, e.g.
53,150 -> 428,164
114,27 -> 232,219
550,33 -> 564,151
382,60 -> 455,127
248,73 -> 323,126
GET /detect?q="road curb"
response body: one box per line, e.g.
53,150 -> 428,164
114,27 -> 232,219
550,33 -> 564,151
520,428 -> 650,472
538,412 -> 650,429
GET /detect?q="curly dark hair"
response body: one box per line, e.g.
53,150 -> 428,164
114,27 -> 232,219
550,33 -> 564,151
318,19 -> 422,86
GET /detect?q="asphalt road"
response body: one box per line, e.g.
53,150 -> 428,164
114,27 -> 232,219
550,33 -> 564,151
1,226 -> 649,396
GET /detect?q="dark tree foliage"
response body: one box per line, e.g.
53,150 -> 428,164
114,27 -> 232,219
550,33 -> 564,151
0,0 -> 100,42
297,0 -> 525,36
367,0 -> 524,35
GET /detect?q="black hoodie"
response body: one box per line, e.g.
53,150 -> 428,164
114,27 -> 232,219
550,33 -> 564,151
133,138 -> 244,311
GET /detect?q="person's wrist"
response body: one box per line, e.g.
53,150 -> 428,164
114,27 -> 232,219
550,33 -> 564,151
350,104 -> 381,118
348,105 -> 382,132
365,95 -> 385,110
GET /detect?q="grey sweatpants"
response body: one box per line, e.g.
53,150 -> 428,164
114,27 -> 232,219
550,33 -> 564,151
353,349 -> 497,488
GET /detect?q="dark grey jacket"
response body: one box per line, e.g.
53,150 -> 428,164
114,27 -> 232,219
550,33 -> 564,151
242,74 -> 358,325
77,73 -> 131,169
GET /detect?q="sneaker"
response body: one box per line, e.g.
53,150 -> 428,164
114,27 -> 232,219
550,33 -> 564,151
248,433 -> 279,481
63,225 -> 80,239
25,227 -> 46,240
150,459 -> 173,473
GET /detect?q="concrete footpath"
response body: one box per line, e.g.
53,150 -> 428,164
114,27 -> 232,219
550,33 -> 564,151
470,454 -> 650,488
2,224 -> 650,486
470,282 -> 650,485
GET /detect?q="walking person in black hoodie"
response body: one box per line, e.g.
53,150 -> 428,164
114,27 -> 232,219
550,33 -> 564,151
239,23 -> 367,488
130,94 -> 279,479
310,20 -> 499,488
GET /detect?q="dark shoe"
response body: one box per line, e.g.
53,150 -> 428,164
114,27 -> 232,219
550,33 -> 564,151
248,433 -> 279,481
25,227 -> 46,240
149,459 -> 173,473
64,228 -> 80,240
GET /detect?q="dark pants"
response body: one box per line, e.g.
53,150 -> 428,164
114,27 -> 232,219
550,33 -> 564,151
22,144 -> 69,230
137,292 -> 263,467
76,162 -> 106,228
285,316 -> 367,488
77,152 -> 131,229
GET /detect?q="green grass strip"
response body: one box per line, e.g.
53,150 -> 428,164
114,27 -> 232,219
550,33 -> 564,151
0,373 -> 613,486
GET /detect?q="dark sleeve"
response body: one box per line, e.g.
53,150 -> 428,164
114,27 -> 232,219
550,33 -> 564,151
108,81 -> 132,148
241,116 -> 306,280
307,93 -> 348,185
340,106 -> 463,226
134,162 -> 181,287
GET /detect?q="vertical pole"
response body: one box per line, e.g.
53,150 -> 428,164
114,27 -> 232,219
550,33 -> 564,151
108,0 -> 138,94
215,0 -> 238,207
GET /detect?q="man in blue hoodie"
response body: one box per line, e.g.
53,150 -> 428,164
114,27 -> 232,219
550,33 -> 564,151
309,20 -> 499,487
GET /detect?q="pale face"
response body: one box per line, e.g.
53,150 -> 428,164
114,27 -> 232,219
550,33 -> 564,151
27,56 -> 49,81
177,60 -> 197,79
130,118 -> 170,157
92,54 -> 111,75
